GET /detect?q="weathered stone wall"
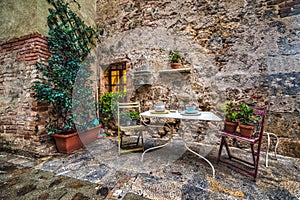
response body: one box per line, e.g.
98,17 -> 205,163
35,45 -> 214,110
96,0 -> 300,157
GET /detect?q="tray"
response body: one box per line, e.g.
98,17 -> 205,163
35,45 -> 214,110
150,110 -> 169,114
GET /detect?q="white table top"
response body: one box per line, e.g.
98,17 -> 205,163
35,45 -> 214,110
141,110 -> 222,122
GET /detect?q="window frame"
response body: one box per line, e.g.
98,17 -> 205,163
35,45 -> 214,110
104,62 -> 127,92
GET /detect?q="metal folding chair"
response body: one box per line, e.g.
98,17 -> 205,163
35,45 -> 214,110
217,107 -> 267,180
117,102 -> 145,154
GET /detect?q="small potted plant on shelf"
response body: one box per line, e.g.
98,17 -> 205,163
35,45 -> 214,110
168,50 -> 181,69
237,103 -> 257,137
222,101 -> 239,133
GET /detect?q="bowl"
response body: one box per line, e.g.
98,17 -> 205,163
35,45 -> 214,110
154,102 -> 165,112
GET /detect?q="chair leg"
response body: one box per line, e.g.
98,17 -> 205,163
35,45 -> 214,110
217,136 -> 225,163
250,144 -> 256,166
120,134 -> 123,147
118,135 -> 122,155
223,137 -> 232,159
254,142 -> 263,180
218,136 -> 233,161
141,132 -> 144,151
136,132 -> 140,146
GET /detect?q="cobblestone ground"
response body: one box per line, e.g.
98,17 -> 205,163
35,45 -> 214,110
1,137 -> 299,200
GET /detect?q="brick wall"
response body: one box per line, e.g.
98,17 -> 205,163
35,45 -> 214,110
0,33 -> 49,64
0,33 -> 56,156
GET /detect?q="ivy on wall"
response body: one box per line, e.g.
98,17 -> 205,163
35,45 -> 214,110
32,0 -> 97,134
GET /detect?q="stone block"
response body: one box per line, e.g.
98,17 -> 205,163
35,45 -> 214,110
277,138 -> 300,157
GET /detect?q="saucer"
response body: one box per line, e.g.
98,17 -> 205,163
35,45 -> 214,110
180,110 -> 201,116
185,110 -> 198,114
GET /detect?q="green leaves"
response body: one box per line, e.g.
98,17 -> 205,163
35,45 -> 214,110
129,110 -> 140,119
99,92 -> 126,121
32,0 -> 96,134
223,102 -> 257,125
223,101 -> 238,122
168,50 -> 181,63
238,103 -> 254,125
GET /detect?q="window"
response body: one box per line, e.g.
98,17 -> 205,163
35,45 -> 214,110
104,62 -> 127,92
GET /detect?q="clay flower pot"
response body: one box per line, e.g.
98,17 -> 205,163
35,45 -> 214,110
79,125 -> 102,145
52,132 -> 83,154
239,123 -> 255,137
52,125 -> 102,154
171,63 -> 180,69
224,121 -> 238,133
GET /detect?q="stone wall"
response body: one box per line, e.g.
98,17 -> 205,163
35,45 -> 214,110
96,0 -> 300,157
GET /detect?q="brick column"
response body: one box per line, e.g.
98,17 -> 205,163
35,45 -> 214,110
0,33 -> 56,156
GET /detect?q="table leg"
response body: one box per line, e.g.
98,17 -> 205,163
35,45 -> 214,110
181,120 -> 216,179
183,142 -> 216,179
141,140 -> 171,162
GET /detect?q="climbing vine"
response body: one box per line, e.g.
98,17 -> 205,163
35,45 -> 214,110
32,0 -> 97,134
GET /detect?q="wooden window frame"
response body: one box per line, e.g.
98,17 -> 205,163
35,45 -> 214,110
104,62 -> 127,92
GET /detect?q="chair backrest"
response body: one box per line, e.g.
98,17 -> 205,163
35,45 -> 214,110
253,106 -> 267,139
117,102 -> 141,126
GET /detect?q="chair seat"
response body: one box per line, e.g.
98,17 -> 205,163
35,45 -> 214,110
220,131 -> 260,144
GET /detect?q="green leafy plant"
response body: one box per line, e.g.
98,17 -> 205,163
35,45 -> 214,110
119,111 -> 131,126
222,101 -> 238,122
32,0 -> 96,134
99,92 -> 126,121
238,103 -> 255,125
168,50 -> 181,63
129,110 -> 140,120
120,111 -> 131,120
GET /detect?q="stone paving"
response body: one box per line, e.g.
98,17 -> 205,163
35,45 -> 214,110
1,136 -> 300,200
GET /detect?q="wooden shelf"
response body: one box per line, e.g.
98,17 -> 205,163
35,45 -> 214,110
158,68 -> 191,74
133,70 -> 152,74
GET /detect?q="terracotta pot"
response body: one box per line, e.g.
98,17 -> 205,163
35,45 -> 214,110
171,63 -> 180,69
239,123 -> 255,137
224,121 -> 238,133
52,125 -> 101,154
52,132 -> 83,154
79,125 -> 101,145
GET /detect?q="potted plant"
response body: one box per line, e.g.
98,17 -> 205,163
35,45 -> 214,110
120,111 -> 131,126
237,103 -> 257,137
130,110 -> 140,125
222,101 -> 239,133
168,50 -> 181,69
32,0 -> 97,153
99,92 -> 126,121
